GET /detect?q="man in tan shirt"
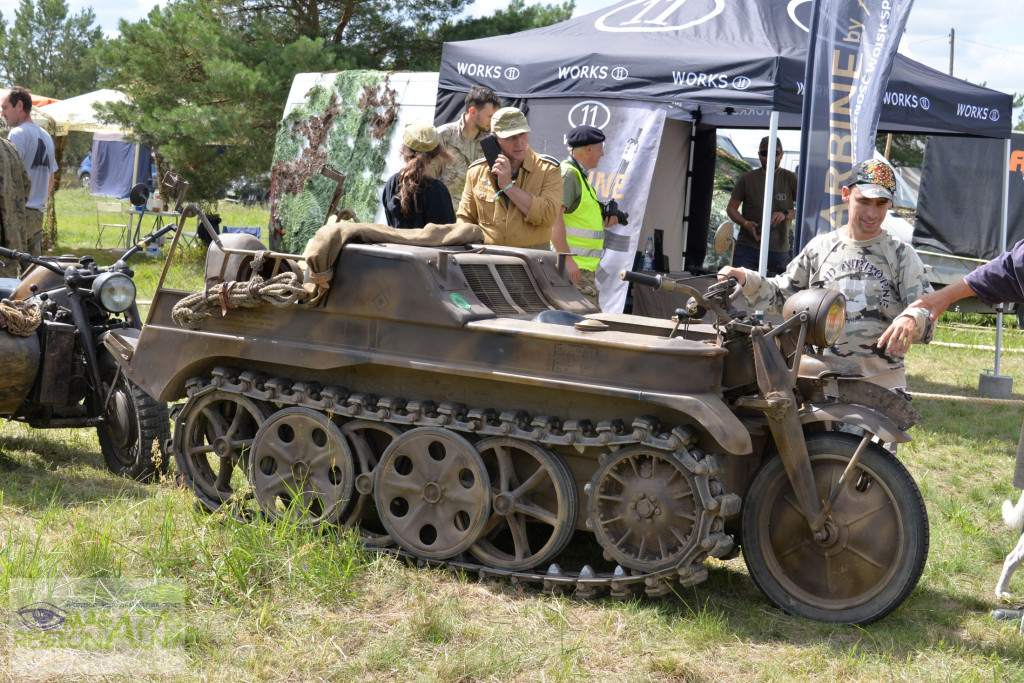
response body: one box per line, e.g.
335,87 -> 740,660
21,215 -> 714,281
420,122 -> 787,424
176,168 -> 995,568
436,86 -> 501,212
457,107 -> 562,248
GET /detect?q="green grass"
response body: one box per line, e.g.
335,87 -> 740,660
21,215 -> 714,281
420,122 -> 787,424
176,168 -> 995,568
6,192 -> 1024,679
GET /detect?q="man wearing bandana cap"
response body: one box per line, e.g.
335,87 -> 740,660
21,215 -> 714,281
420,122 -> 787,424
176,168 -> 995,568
550,124 -> 618,306
718,159 -> 934,391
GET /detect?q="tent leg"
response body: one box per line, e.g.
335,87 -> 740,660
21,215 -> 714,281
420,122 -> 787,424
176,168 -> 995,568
758,112 -> 780,277
979,137 -> 1013,397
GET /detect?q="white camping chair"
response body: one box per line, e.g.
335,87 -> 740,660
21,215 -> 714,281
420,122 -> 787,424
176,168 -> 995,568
96,202 -> 129,249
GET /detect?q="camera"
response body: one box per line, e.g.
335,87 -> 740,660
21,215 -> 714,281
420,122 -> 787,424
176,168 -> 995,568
600,199 -> 629,226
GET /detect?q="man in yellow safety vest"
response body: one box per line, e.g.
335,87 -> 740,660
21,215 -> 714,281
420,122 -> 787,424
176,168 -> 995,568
550,124 -> 618,307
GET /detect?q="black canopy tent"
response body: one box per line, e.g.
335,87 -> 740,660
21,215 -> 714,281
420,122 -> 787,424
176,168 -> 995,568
439,0 -> 1009,135
437,0 -> 1012,288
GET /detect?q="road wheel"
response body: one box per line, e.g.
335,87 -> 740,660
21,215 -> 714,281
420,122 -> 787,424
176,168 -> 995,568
741,432 -> 929,624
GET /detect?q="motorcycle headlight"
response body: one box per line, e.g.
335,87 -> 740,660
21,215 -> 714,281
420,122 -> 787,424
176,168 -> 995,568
92,272 -> 136,313
782,288 -> 846,347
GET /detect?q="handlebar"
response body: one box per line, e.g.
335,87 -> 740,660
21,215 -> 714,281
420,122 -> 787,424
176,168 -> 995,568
620,270 -> 663,290
621,270 -> 742,324
0,246 -> 68,276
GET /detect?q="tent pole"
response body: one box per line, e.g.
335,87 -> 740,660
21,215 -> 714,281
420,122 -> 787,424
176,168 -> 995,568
681,121 -> 696,271
131,143 -> 140,188
758,112 -> 780,277
994,137 -> 1011,376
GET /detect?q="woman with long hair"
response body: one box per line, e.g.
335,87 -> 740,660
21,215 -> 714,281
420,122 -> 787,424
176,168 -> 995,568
382,121 -> 456,229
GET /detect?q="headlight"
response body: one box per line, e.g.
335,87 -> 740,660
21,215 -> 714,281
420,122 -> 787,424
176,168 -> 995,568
782,289 -> 846,347
92,272 -> 136,313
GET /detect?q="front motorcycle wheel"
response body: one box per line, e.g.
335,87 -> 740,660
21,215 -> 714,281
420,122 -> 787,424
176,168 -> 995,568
97,374 -> 171,482
740,432 -> 929,624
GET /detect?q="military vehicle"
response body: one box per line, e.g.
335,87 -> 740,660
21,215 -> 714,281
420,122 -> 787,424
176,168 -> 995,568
0,185 -> 172,480
106,173 -> 928,624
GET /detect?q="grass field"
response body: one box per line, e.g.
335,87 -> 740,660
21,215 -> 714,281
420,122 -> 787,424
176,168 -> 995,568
3,188 -> 1024,680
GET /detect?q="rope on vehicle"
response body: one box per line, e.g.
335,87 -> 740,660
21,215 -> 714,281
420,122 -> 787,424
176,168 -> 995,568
909,392 -> 1024,407
171,272 -> 307,330
0,299 -> 41,336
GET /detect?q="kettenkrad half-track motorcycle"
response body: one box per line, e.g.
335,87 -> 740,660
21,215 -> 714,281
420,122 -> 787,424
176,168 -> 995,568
106,173 -> 928,624
0,189 -> 172,480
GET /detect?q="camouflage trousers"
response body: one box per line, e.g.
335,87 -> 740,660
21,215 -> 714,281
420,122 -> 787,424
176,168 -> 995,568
25,209 -> 43,257
575,268 -> 599,307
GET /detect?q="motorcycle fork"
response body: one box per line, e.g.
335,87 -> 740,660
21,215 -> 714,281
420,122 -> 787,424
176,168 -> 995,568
745,315 -> 828,537
66,287 -> 106,412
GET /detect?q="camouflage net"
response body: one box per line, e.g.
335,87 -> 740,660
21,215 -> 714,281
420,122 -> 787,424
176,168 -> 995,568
171,273 -> 307,330
0,299 -> 41,337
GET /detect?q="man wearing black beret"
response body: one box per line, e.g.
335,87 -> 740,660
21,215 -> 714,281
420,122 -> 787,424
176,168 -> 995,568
550,124 -> 619,306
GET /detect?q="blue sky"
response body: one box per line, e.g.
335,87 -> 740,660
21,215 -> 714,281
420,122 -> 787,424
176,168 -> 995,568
2,0 -> 1021,110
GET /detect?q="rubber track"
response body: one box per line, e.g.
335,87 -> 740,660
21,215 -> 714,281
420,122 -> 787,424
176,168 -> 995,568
174,367 -> 742,598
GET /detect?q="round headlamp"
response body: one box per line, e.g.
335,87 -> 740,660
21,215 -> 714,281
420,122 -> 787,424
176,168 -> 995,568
92,272 -> 137,313
782,289 -> 846,347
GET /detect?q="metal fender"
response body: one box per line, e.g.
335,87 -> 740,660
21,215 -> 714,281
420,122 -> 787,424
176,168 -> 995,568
798,402 -> 912,444
640,391 -> 752,455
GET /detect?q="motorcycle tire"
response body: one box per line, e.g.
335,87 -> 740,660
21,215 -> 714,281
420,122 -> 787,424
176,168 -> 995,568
97,374 -> 171,482
740,431 -> 929,625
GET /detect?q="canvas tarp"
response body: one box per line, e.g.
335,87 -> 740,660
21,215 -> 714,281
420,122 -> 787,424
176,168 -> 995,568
90,133 -> 152,200
914,132 -> 1024,262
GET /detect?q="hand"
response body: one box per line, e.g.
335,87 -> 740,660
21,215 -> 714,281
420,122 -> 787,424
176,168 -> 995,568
603,215 -> 619,228
745,220 -> 760,241
492,154 -> 513,188
877,316 -> 917,357
770,211 -> 786,227
566,256 -> 581,284
717,266 -> 746,287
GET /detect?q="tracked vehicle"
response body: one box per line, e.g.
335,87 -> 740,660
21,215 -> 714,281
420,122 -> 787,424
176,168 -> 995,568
106,174 -> 928,624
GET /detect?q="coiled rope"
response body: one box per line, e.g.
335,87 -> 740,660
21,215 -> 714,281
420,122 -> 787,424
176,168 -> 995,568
0,299 -> 41,336
172,272 -> 307,330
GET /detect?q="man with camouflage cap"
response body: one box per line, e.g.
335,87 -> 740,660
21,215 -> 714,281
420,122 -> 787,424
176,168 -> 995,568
457,107 -> 562,248
718,159 -> 934,390
0,135 -> 30,277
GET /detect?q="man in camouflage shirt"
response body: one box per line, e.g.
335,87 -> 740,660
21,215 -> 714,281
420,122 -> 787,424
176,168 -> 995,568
0,135 -> 30,277
436,86 -> 501,213
718,159 -> 933,390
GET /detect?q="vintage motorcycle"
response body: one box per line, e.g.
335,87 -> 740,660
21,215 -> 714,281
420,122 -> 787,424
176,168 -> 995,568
104,172 -> 929,623
0,186 -> 172,480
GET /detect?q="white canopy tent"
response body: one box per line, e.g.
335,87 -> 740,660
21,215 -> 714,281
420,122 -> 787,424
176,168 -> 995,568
37,89 -> 130,136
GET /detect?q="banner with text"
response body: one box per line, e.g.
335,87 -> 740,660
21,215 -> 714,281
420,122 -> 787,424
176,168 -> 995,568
796,0 -> 915,249
527,100 -> 666,313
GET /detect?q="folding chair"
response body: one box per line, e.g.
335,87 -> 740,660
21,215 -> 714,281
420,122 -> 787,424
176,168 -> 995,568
96,202 -> 129,249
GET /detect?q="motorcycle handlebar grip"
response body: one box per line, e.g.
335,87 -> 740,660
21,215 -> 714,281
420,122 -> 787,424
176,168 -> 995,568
620,270 -> 662,290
